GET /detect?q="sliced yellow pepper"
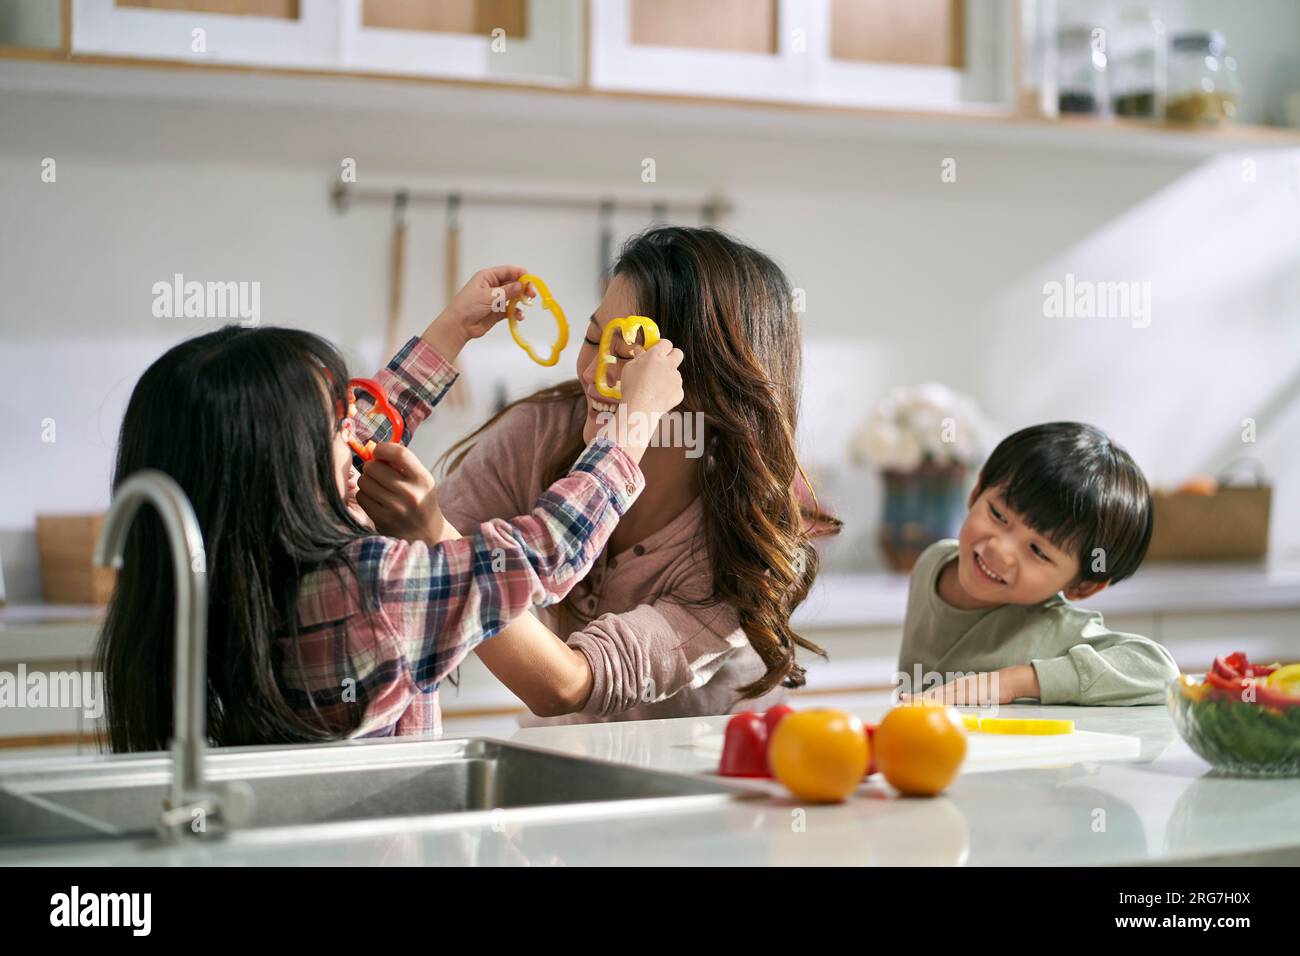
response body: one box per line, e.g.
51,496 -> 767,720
961,716 -> 1075,735
1264,663 -> 1300,697
506,273 -> 568,367
1178,673 -> 1210,702
595,315 -> 661,400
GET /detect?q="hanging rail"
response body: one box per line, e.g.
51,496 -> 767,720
331,182 -> 731,223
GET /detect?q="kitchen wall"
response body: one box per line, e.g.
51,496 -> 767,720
1,62 -> 1298,600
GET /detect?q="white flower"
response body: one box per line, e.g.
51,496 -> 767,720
851,383 -> 987,471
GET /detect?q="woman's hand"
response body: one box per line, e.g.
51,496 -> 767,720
420,265 -> 534,361
356,442 -> 452,545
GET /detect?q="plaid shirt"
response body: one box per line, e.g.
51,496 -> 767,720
278,337 -> 643,738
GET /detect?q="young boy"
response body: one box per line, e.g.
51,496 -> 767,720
897,422 -> 1178,707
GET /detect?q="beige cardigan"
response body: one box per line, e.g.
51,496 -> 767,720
437,396 -> 787,724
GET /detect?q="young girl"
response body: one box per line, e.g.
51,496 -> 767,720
98,266 -> 684,751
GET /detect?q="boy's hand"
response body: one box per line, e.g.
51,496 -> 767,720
356,442 -> 453,545
420,265 -> 533,361
899,665 -> 1040,706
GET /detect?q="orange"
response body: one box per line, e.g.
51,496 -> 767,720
874,702 -> 968,796
1175,475 -> 1218,496
768,709 -> 869,803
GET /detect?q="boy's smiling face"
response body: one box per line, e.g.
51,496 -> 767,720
953,485 -> 1102,607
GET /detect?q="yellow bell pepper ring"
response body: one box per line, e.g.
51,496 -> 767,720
961,715 -> 1075,735
506,273 -> 569,367
595,315 -> 661,400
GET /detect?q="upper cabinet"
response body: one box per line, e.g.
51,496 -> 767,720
590,0 -> 1012,110
341,0 -> 582,84
71,0 -> 583,84
18,1 -> 1296,140
72,0 -> 341,68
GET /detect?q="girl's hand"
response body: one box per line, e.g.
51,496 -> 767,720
356,442 -> 452,546
619,338 -> 685,419
598,339 -> 685,464
420,265 -> 532,361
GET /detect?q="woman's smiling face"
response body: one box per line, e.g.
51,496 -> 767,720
576,274 -> 643,444
955,486 -> 1082,606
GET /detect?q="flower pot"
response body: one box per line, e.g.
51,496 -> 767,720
878,464 -> 967,572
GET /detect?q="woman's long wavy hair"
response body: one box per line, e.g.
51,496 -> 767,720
442,226 -> 841,697
98,327 -> 371,753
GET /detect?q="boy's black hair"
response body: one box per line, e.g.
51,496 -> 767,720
972,423 -> 1152,585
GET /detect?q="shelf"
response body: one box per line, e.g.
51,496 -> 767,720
2,55 -> 1298,161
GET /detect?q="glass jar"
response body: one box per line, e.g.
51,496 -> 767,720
1167,31 -> 1240,123
1057,24 -> 1110,116
1110,9 -> 1166,119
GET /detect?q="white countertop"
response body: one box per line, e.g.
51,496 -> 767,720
4,702 -> 1299,866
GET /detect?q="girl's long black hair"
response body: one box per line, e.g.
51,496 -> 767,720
98,326 -> 370,752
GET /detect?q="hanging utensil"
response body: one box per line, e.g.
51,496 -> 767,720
383,191 -> 408,360
442,192 -> 470,407
598,200 -> 615,296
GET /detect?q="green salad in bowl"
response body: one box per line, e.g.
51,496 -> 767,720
1168,651 -> 1300,777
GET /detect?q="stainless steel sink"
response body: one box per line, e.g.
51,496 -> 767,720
0,737 -> 745,847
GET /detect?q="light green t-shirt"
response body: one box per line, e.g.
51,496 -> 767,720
898,539 -> 1179,705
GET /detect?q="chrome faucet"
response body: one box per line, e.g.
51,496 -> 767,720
95,470 -> 251,838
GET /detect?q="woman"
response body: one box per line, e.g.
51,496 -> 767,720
436,227 -> 841,722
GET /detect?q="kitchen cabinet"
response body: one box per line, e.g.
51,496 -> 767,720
71,0 -> 584,84
340,0 -> 583,84
72,0 -> 341,67
590,0 -> 1012,110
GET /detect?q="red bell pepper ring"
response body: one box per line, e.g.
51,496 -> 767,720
719,711 -> 770,778
1212,654 -> 1243,681
346,377 -> 404,462
864,723 -> 878,777
1213,651 -> 1276,680
1204,655 -> 1300,709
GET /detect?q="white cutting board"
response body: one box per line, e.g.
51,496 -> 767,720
693,728 -> 1141,776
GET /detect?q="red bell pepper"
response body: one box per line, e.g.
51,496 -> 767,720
1204,653 -> 1298,709
864,722 -> 878,777
719,712 -> 770,777
1215,652 -> 1278,680
763,704 -> 796,738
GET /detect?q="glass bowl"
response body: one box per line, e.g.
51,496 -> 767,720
1167,674 -> 1300,777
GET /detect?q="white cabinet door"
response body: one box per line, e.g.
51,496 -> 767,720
338,0 -> 582,85
590,0 -> 1011,111
72,0 -> 340,69
808,0 -> 1011,110
590,0 -> 816,102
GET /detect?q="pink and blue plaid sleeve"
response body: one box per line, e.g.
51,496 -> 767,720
359,436 -> 644,689
353,337 -> 456,448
